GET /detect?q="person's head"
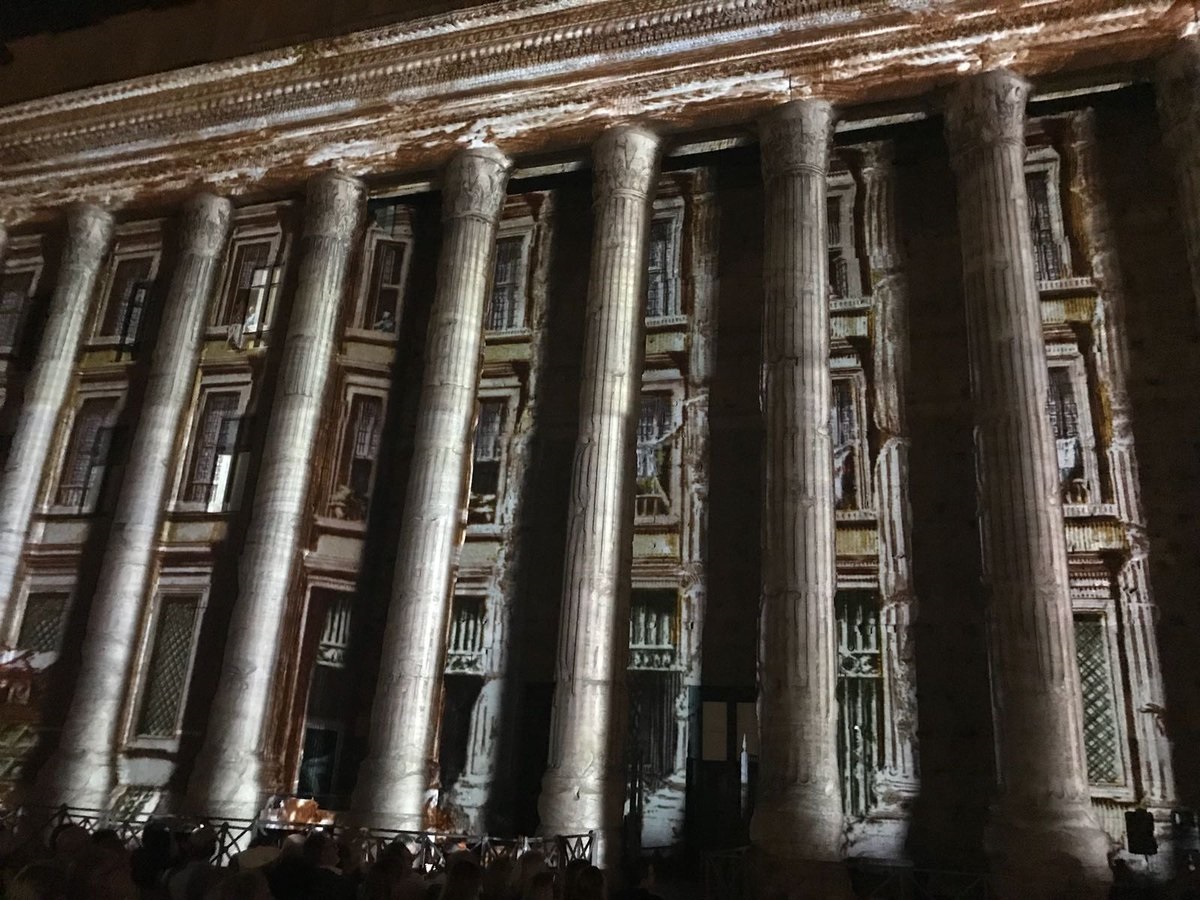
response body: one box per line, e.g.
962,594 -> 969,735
8,861 -> 67,900
302,831 -> 339,869
441,856 -> 483,900
279,832 -> 306,860
67,844 -> 137,900
512,851 -> 546,893
92,830 -> 126,853
522,870 -> 555,900
204,869 -> 272,900
561,859 -> 589,899
629,857 -> 655,889
480,855 -> 513,899
378,839 -> 415,873
572,865 -> 604,900
138,821 -> 174,859
184,827 -> 217,864
48,824 -> 88,859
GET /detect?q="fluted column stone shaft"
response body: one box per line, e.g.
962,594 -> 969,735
188,173 -> 364,818
352,147 -> 512,830
862,145 -> 921,814
1156,38 -> 1200,328
751,100 -> 847,869
38,195 -> 233,809
538,126 -> 660,867
0,205 -> 112,632
944,71 -> 1109,897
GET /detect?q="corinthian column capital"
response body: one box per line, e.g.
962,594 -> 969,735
304,172 -> 367,239
944,70 -> 1029,165
442,147 -> 513,224
1156,39 -> 1200,152
592,126 -> 660,201
759,99 -> 835,181
63,204 -> 114,270
179,194 -> 233,257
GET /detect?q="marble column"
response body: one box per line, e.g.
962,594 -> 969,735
1069,111 -> 1176,812
537,125 -> 660,868
38,194 -> 233,809
351,147 -> 512,829
0,205 -> 112,633
751,100 -> 849,891
861,146 -> 921,827
188,173 -> 364,819
1155,38 -> 1200,327
0,226 -> 8,278
944,70 -> 1110,898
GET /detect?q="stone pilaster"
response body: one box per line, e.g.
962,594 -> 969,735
537,125 -> 660,868
188,173 -> 364,819
351,147 -> 512,830
944,71 -> 1110,898
1069,111 -> 1175,812
0,205 -> 112,632
37,194 -> 232,809
752,100 -> 849,887
1155,38 -> 1200,328
0,226 -> 8,273
861,145 -> 921,828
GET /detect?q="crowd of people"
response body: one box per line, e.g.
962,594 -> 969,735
0,820 -> 667,900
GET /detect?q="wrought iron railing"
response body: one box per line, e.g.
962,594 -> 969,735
0,805 -> 593,873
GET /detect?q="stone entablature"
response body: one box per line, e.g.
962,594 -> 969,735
0,0 -> 1190,222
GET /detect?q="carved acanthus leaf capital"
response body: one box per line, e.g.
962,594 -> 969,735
759,99 -> 835,181
944,70 -> 1029,165
592,126 -> 661,201
304,172 -> 366,240
63,204 -> 113,270
442,147 -> 513,224
179,193 -> 233,258
1155,38 -> 1200,153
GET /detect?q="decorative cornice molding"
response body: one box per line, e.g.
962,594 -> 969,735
0,0 -> 1189,221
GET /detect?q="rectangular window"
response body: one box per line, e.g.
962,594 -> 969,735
0,269 -> 36,354
1074,616 -> 1123,786
56,397 -> 118,511
1046,366 -> 1085,501
636,393 -> 673,517
100,256 -> 155,341
487,236 -> 526,332
446,595 -> 486,673
136,594 -> 202,738
183,391 -> 243,510
1026,172 -> 1065,282
836,591 -> 883,817
364,239 -> 406,332
646,220 -> 679,319
17,592 -> 69,653
316,594 -> 352,669
329,395 -> 383,521
827,196 -> 843,246
832,379 -> 860,511
468,400 -> 506,523
829,250 -> 850,299
628,589 -> 678,670
217,240 -> 276,330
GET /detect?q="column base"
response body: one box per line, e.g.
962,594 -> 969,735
34,748 -> 116,810
750,786 -> 846,864
986,799 -> 1113,900
185,748 -> 266,821
538,768 -> 619,869
349,759 -> 430,831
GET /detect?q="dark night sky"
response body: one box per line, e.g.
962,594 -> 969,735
1,0 -> 194,39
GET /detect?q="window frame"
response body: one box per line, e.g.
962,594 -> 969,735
1045,346 -> 1101,508
635,375 -> 684,525
466,390 -> 516,529
1025,148 -> 1074,285
349,206 -> 414,338
1069,575 -> 1134,799
209,220 -> 289,343
325,383 -> 388,523
172,376 -> 253,514
0,242 -> 45,357
485,223 -> 534,335
646,199 -> 684,324
830,363 -> 872,514
91,230 -> 163,346
9,570 -> 76,661
47,386 -> 125,516
123,574 -> 210,751
826,174 -> 865,302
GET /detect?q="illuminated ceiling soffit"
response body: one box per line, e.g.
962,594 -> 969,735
0,0 -> 1192,222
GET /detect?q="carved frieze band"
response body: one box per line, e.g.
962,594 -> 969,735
759,100 -> 835,181
943,69 -> 1030,166
592,126 -> 660,201
442,147 -> 513,224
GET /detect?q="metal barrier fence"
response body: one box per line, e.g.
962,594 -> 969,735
0,805 -> 594,873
